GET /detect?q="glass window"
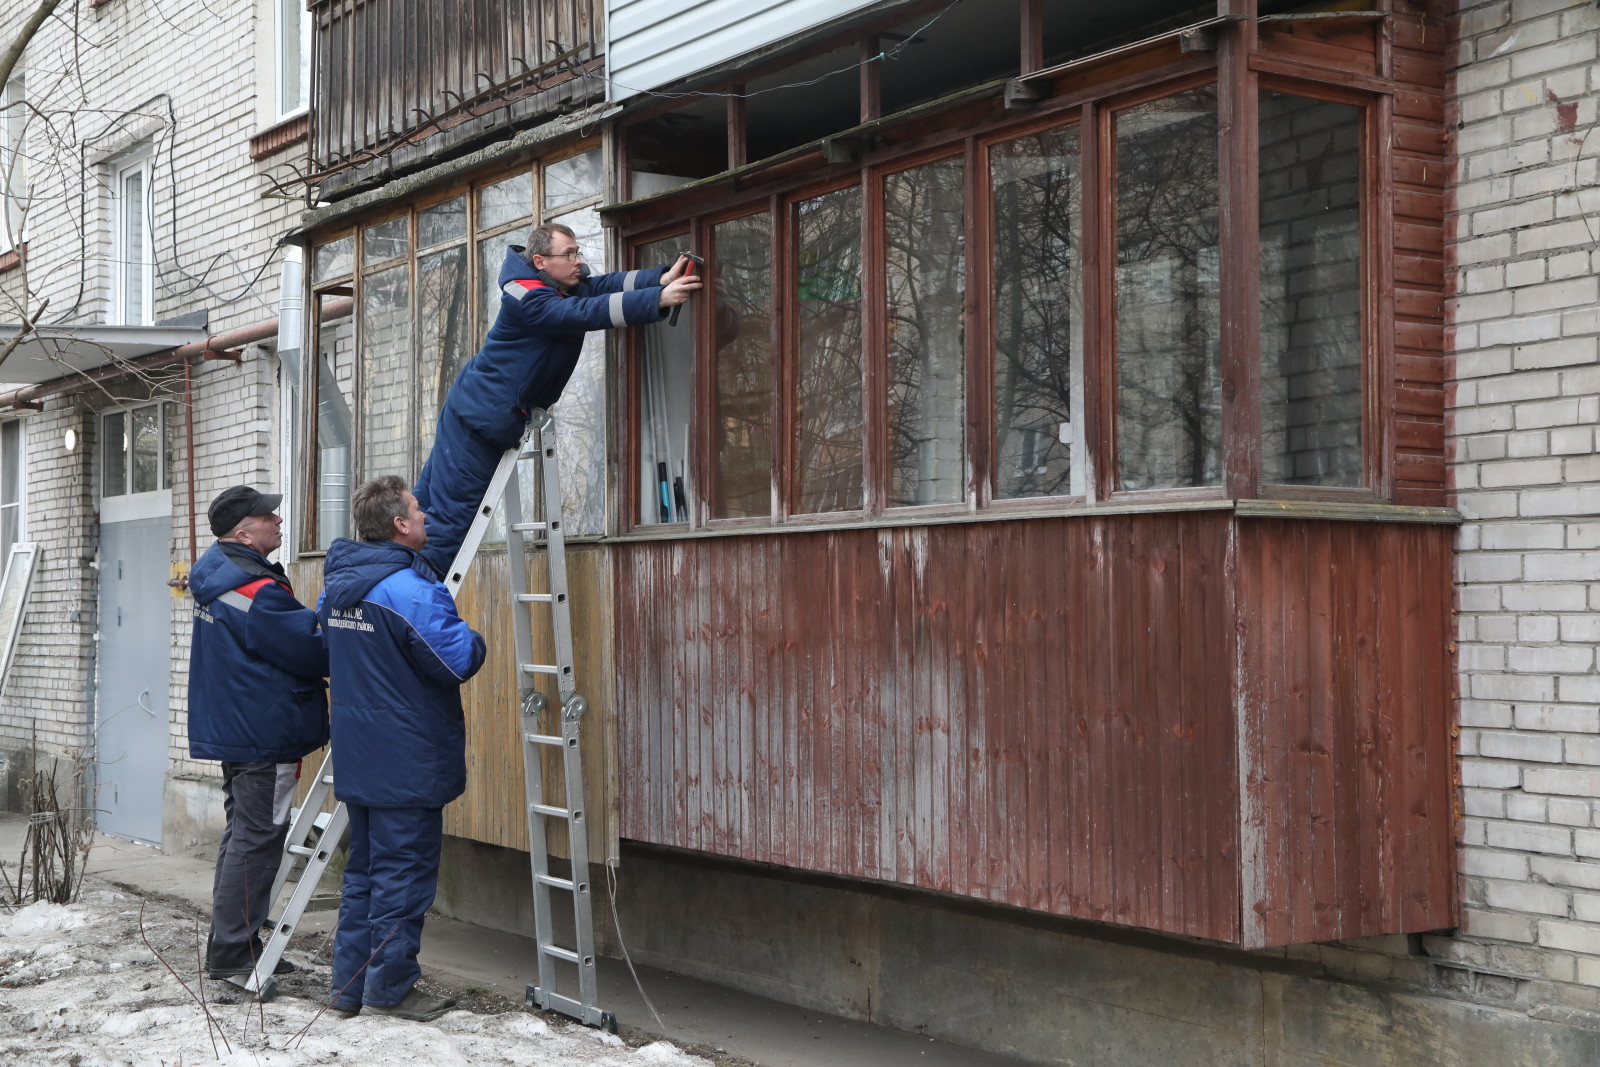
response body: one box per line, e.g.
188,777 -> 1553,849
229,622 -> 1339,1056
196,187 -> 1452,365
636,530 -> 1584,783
478,172 -> 533,232
362,216 -> 409,267
315,311 -> 356,547
102,411 -> 127,498
418,197 -> 467,249
885,157 -> 966,508
0,420 -> 21,576
417,245 -> 471,461
544,149 -> 603,214
479,236 -> 515,337
1259,92 -> 1364,487
2,77 -> 25,251
637,235 -> 694,526
793,188 -> 863,514
315,236 -> 355,283
549,206 -> 607,535
130,406 -> 161,494
710,214 -> 773,520
359,265 -> 412,479
113,158 -> 152,326
991,124 -> 1083,500
276,0 -> 311,116
1115,87 -> 1221,492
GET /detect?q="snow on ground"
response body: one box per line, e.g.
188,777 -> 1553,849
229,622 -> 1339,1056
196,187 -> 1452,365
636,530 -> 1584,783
0,888 -> 712,1067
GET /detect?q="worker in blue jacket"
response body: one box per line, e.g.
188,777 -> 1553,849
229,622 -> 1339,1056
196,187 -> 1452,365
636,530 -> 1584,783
187,485 -> 328,980
319,474 -> 487,1022
413,222 -> 700,576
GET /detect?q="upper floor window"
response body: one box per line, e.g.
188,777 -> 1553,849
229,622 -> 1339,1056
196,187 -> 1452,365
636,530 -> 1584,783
628,80 -> 1371,530
1,77 -> 25,252
0,419 -> 25,579
111,154 -> 154,325
102,403 -> 170,499
276,0 -> 312,118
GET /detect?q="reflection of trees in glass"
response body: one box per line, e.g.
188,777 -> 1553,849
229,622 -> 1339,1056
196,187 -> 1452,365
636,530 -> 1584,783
360,265 -> 412,480
416,246 -> 470,463
712,214 -> 772,519
638,237 -> 695,527
795,188 -> 863,513
992,126 -> 1081,499
551,207 -> 607,536
1259,92 -> 1363,487
886,158 -> 965,507
1115,87 -> 1221,491
130,406 -> 160,493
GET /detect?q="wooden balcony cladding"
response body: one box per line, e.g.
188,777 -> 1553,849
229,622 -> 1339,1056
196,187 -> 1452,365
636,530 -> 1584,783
616,514 -> 1456,948
310,0 -> 603,174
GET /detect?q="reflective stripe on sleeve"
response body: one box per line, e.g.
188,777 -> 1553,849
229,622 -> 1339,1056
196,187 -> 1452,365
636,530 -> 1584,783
609,292 -> 627,328
622,270 -> 640,292
217,590 -> 254,612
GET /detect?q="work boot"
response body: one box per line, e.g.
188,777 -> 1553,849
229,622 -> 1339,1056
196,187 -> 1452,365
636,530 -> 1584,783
363,987 -> 458,1022
327,997 -> 362,1018
205,939 -> 295,979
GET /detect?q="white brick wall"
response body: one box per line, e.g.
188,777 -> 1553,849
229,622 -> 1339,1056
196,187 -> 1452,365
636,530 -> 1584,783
1449,0 -> 1600,1018
0,2 -> 302,812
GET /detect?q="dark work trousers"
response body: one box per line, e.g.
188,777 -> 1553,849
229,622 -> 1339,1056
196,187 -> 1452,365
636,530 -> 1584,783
330,803 -> 444,1009
211,762 -> 297,950
413,407 -> 511,580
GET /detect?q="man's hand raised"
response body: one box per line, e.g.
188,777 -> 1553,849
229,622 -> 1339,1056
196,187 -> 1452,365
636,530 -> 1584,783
661,253 -> 697,285
659,273 -> 702,308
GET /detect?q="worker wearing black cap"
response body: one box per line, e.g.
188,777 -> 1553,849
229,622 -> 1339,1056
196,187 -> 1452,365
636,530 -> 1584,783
186,486 -> 329,980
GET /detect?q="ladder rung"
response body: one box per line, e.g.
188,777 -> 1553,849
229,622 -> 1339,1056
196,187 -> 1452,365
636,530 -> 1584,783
510,521 -> 549,533
515,593 -> 557,603
521,663 -> 562,676
526,732 -> 564,746
541,944 -> 583,964
536,872 -> 576,890
286,844 -> 315,858
530,802 -> 570,819
319,775 -> 334,785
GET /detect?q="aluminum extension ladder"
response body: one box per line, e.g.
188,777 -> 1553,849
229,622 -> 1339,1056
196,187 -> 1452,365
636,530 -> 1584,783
239,410 -> 613,1032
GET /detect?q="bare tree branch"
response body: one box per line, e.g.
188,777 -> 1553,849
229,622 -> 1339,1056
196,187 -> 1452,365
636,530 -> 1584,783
0,0 -> 64,92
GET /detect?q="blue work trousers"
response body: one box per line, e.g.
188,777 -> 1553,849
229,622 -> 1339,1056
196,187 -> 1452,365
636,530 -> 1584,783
330,803 -> 443,1009
413,409 -> 509,580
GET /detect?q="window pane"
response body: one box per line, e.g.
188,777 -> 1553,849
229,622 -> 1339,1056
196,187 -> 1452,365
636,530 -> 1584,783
886,158 -> 965,508
794,188 -> 863,514
637,236 -> 693,526
103,411 -> 126,498
710,213 -> 773,520
277,0 -> 307,113
130,406 -> 160,493
1,420 -> 17,563
544,149 -> 602,214
1115,87 -> 1221,491
992,124 -> 1083,500
480,237 -> 512,337
417,246 -> 470,462
314,235 -> 354,282
477,172 -> 532,232
360,265 -> 412,479
121,168 -> 145,324
362,216 -> 408,267
316,315 -> 356,547
1260,92 -> 1364,487
418,196 -> 466,248
550,206 -> 606,535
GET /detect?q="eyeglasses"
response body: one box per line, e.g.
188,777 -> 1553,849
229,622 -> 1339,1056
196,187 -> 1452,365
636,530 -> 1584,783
540,249 -> 584,260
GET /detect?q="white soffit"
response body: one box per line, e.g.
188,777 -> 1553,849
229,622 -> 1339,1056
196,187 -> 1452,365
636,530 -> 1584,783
0,325 -> 207,387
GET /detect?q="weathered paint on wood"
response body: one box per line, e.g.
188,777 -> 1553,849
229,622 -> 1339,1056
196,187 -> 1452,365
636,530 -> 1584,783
615,514 -> 1455,946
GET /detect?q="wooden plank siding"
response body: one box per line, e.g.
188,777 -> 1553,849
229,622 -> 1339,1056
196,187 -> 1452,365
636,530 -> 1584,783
616,513 -> 1454,947
286,544 -> 619,864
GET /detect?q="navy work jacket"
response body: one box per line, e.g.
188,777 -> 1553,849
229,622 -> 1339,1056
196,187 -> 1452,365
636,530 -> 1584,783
446,247 -> 670,449
319,538 -> 486,809
187,541 -> 329,763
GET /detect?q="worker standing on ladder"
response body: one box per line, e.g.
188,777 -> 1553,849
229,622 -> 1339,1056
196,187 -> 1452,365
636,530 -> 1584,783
413,222 -> 700,576
319,475 -> 486,1022
186,486 -> 329,981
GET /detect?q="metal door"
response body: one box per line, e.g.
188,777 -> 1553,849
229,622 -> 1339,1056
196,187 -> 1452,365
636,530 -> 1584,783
96,515 -> 171,845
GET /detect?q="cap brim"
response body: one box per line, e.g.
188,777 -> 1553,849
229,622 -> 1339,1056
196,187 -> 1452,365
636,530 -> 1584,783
250,492 -> 284,515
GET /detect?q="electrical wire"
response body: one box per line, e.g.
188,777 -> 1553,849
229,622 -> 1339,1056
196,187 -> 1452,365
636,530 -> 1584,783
604,862 -> 669,1034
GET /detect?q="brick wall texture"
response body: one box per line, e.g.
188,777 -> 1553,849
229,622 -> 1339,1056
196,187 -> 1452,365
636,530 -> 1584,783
1448,0 -> 1600,1011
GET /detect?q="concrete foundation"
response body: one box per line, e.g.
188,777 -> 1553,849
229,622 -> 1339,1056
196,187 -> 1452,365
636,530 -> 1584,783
428,837 -> 1600,1066
162,774 -> 226,857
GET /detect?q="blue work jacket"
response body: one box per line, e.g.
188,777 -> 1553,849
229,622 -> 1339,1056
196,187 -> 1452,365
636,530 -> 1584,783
319,538 -> 486,809
446,248 -> 670,448
187,542 -> 329,763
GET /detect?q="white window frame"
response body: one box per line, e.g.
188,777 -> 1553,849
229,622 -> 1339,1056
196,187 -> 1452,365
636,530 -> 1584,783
275,0 -> 313,119
0,419 -> 27,579
111,153 -> 154,326
100,402 -> 171,523
1,76 -> 25,253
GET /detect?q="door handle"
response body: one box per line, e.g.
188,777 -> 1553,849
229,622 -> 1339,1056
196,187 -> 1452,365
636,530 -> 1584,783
137,689 -> 156,716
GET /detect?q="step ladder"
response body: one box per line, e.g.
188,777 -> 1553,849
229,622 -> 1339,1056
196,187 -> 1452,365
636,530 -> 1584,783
239,411 -> 613,1032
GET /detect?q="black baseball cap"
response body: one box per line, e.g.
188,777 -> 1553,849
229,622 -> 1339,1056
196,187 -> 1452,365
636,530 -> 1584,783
208,486 -> 283,538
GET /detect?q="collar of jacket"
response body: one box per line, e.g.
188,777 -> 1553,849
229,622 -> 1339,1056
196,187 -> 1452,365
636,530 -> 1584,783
218,541 -> 289,587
